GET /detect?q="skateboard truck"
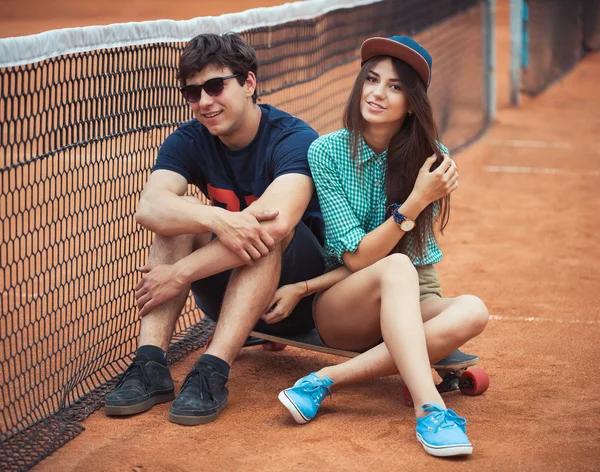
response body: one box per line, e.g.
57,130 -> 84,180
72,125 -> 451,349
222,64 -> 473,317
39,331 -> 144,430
402,351 -> 490,407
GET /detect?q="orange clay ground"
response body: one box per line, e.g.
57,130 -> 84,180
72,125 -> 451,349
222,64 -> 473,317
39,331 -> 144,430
4,0 -> 598,470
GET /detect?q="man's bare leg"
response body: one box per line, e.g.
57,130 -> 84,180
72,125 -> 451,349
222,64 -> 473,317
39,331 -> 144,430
204,232 -> 291,365
168,231 -> 294,425
106,232 -> 200,416
106,194 -> 214,417
138,195 -> 212,351
137,233 -> 198,351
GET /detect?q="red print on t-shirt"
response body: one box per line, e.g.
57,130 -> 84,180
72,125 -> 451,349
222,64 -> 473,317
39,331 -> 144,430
207,184 -> 258,211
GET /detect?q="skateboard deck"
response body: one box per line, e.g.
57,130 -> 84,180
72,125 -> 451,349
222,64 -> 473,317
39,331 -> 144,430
247,328 -> 479,370
245,328 -> 489,403
248,328 -> 360,358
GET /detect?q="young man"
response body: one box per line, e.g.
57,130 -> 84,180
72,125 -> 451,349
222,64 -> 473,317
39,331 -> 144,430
105,33 -> 324,426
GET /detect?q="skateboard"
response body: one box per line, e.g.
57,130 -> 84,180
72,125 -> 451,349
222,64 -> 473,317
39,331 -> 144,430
243,328 -> 490,405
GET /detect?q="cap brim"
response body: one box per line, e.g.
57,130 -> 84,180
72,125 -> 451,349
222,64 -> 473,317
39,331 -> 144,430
360,37 -> 431,88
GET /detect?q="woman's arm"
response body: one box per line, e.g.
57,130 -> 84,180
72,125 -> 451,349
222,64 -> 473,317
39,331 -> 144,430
342,154 -> 457,272
261,150 -> 457,324
260,196 -> 422,324
341,195 -> 426,272
261,265 -> 351,324
306,265 -> 352,296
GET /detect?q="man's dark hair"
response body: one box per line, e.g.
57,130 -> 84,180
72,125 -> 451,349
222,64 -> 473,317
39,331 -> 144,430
178,33 -> 259,103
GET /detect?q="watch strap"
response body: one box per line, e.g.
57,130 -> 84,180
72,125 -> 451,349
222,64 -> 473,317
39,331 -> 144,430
387,203 -> 407,225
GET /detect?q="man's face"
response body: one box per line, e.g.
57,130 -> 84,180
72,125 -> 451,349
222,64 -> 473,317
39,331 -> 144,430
185,65 -> 254,139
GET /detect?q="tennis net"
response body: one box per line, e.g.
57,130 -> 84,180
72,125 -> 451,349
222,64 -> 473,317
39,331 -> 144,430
0,0 -> 493,469
521,0 -> 600,95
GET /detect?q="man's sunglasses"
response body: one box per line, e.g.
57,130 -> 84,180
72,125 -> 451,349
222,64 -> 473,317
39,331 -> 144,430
179,74 -> 241,103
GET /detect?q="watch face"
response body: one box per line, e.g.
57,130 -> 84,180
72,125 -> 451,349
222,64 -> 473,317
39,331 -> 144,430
400,219 -> 415,232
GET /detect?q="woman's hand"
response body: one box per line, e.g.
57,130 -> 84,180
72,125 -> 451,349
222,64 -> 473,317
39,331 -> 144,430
261,282 -> 307,324
412,154 -> 459,204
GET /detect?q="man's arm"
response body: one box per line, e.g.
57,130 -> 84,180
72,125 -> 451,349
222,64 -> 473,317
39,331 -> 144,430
174,173 -> 314,283
136,169 -> 279,261
135,169 -> 220,235
135,172 -> 307,318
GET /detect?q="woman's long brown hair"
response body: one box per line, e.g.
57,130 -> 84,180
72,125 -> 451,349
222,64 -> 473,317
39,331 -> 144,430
343,55 -> 450,259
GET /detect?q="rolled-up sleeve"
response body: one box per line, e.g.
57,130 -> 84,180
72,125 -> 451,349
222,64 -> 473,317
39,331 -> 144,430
438,142 -> 450,156
308,139 -> 366,265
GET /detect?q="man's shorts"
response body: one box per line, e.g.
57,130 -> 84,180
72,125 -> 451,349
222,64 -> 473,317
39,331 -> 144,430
416,264 -> 443,301
191,221 -> 324,336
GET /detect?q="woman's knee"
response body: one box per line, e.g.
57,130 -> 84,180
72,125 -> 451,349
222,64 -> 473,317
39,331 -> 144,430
375,253 -> 418,283
456,294 -> 489,335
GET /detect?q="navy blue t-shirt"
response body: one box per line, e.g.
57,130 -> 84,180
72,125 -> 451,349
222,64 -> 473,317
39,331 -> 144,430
153,104 -> 324,243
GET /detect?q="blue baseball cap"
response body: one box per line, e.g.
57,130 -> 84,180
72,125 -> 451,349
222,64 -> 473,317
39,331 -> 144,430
360,36 -> 433,89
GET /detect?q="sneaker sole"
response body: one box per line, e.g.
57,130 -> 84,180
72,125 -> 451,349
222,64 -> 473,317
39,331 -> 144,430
278,390 -> 309,424
168,400 -> 228,426
105,391 -> 175,416
416,432 -> 473,457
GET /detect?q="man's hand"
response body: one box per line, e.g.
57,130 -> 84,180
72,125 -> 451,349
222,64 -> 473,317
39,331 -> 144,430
411,154 -> 459,204
135,263 -> 187,318
213,208 -> 279,263
261,282 -> 307,324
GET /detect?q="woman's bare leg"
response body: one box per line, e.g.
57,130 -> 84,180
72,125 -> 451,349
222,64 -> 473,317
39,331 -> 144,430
317,294 -> 489,386
314,254 -> 441,415
313,259 -> 488,414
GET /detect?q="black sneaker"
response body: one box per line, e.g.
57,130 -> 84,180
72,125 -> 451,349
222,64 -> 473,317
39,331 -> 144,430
168,360 -> 229,425
105,354 -> 175,416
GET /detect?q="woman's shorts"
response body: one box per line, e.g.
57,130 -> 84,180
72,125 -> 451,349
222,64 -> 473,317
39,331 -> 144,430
312,263 -> 442,348
416,264 -> 442,301
312,263 -> 442,310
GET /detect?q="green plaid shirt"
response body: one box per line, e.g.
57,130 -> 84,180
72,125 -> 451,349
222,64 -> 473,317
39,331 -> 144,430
308,128 -> 446,270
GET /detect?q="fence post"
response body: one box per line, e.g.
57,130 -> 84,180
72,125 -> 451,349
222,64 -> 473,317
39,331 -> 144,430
510,0 -> 524,105
484,0 -> 497,121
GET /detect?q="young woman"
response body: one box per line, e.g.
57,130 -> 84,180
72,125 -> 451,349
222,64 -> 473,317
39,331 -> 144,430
261,36 -> 489,457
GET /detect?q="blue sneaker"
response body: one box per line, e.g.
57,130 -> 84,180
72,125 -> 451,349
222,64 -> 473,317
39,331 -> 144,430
415,403 -> 472,457
278,373 -> 333,424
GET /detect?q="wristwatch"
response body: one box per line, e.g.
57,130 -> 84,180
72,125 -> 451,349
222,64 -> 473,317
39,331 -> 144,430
388,204 -> 416,232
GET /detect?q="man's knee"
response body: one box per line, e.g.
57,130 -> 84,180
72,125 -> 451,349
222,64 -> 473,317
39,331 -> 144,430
279,227 -> 296,252
149,234 -> 195,264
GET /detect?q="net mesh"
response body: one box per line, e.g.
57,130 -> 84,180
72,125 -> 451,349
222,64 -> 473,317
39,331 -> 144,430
521,0 -> 600,95
0,0 -> 490,469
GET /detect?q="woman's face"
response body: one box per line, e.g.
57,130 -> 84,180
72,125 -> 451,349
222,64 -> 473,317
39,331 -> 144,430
360,57 -> 410,127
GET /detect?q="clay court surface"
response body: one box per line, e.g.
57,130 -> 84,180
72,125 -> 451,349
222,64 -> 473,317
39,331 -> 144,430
3,0 -> 599,470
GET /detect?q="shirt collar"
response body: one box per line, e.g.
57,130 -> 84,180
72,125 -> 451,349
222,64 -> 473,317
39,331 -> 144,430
358,135 -> 387,164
